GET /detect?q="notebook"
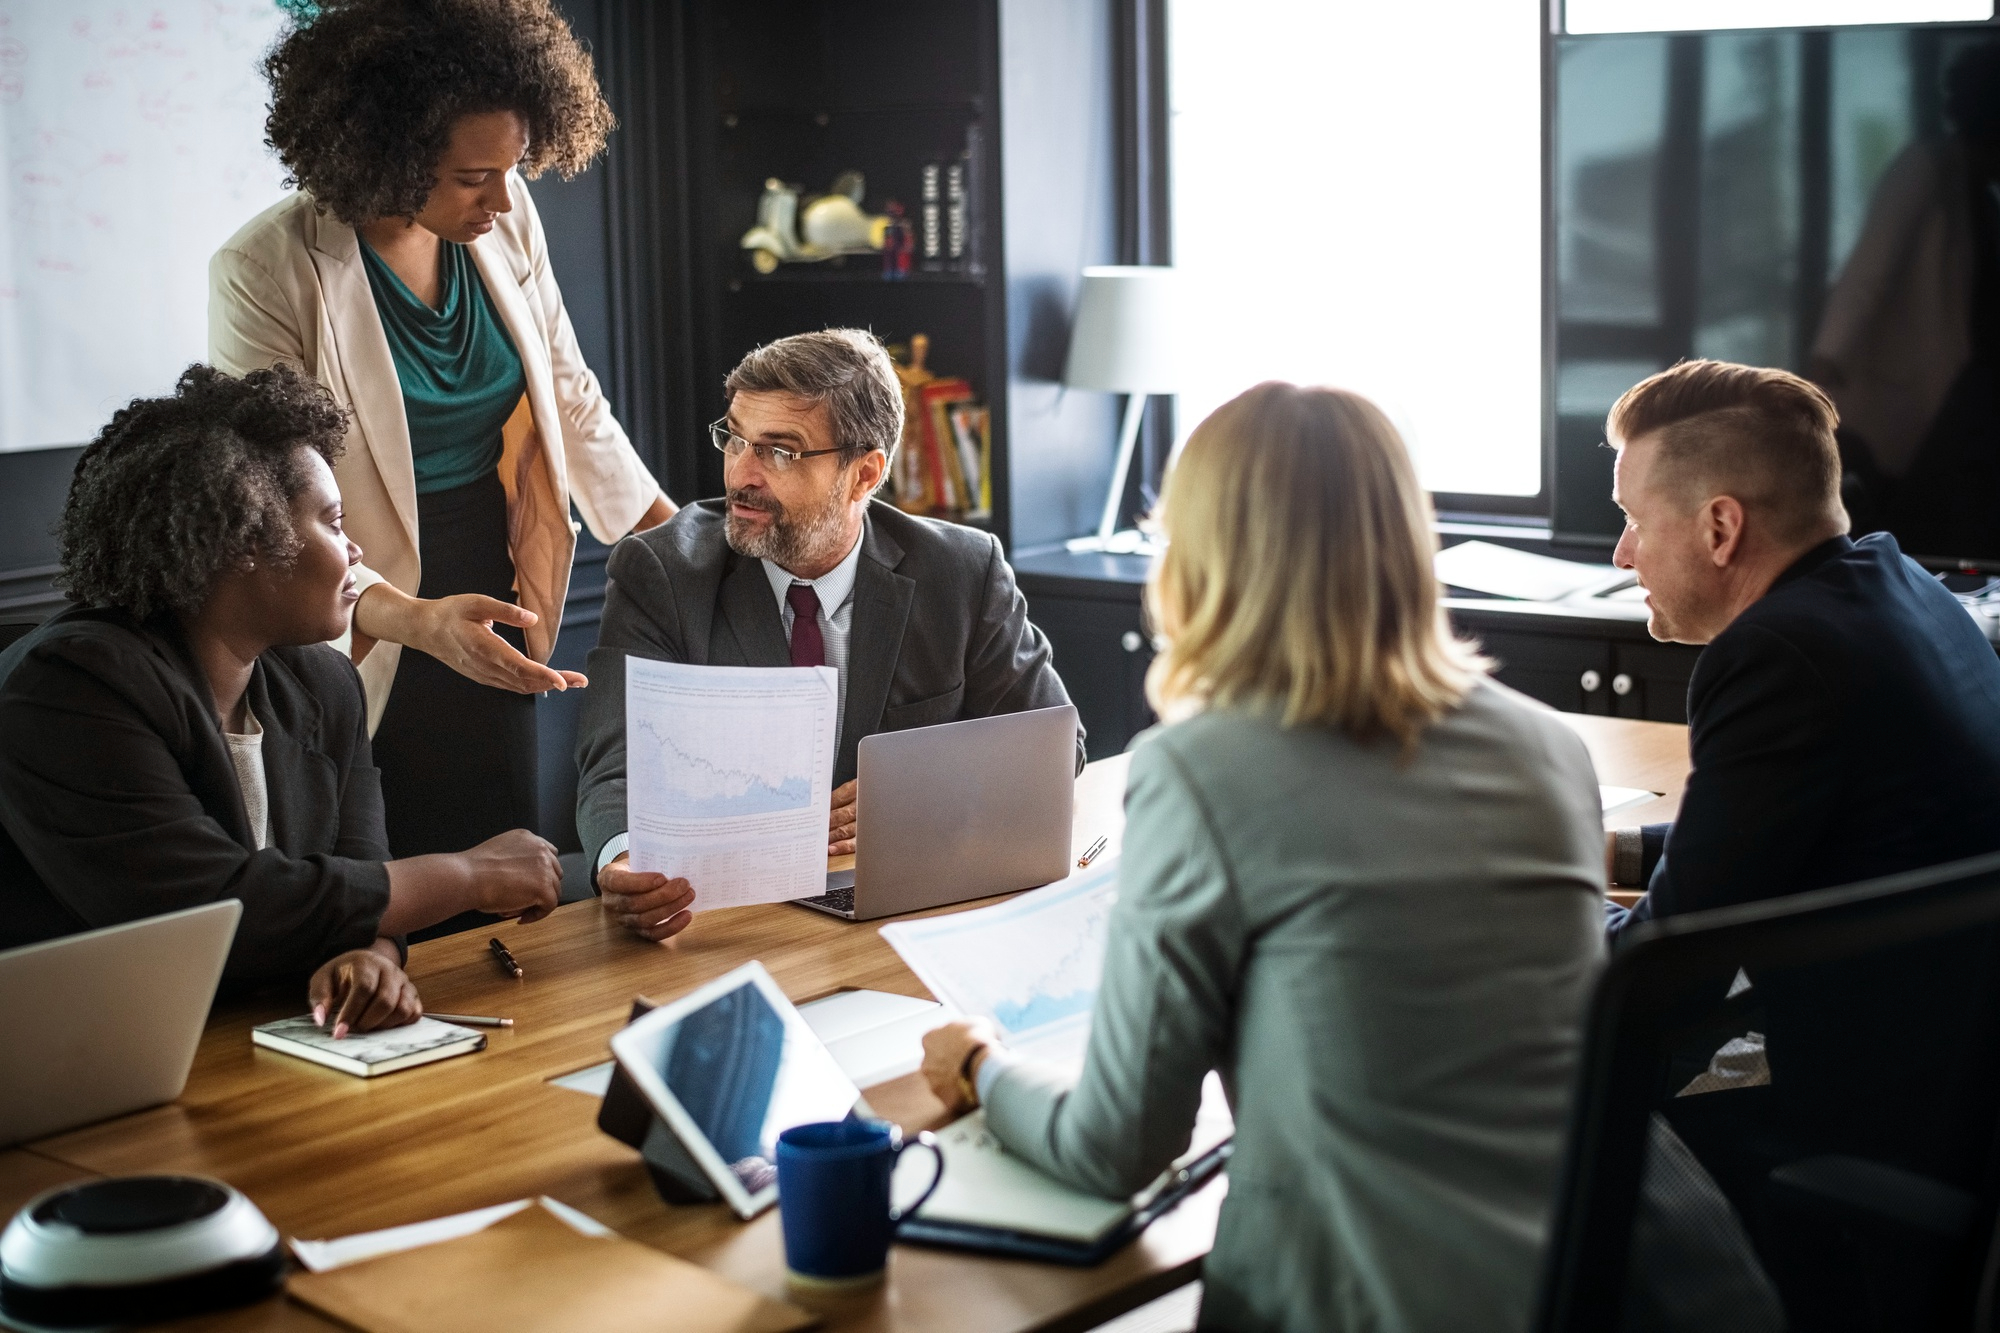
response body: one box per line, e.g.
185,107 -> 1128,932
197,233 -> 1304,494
287,1203 -> 815,1333
251,1015 -> 485,1077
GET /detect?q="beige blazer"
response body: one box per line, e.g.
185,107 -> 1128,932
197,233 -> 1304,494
207,174 -> 664,732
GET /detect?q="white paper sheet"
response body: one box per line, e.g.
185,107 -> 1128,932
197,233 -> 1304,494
624,658 -> 839,910
879,860 -> 1119,1069
1435,540 -> 1625,602
288,1198 -> 613,1273
1600,785 -> 1658,816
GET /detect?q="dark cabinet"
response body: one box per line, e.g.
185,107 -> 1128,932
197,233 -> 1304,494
1031,592 -> 1155,760
1015,547 -> 1156,760
1448,605 -> 1701,724
1014,546 -> 1709,755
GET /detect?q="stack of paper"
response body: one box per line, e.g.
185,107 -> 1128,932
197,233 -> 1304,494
1435,540 -> 1626,602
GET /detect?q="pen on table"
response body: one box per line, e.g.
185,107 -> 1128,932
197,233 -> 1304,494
489,937 -> 524,979
1078,835 -> 1108,868
426,1013 -> 515,1029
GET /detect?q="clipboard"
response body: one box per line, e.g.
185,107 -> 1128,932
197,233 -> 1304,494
893,1139 -> 1232,1266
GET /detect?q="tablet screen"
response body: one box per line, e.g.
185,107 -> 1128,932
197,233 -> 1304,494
641,975 -> 860,1195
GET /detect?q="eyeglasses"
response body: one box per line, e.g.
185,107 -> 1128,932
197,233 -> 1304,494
709,419 -> 852,471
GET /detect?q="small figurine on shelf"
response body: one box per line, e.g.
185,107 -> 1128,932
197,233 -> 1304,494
739,172 -> 891,274
880,202 -> 913,281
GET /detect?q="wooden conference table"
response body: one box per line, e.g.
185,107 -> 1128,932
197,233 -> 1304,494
0,714 -> 1689,1333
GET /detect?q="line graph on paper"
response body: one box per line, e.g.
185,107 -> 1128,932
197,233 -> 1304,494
631,708 -> 816,820
880,861 -> 1120,1064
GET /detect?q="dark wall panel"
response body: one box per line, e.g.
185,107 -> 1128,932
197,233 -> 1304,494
1000,0 -> 1121,551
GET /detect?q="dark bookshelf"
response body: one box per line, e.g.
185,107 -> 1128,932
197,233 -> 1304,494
679,0 -> 1011,535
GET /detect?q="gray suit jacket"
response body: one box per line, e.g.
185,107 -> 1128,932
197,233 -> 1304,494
574,499 -> 1081,871
986,681 -> 1609,1332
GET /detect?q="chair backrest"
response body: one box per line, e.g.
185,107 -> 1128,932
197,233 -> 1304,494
1532,850 -> 2000,1332
0,621 -> 39,653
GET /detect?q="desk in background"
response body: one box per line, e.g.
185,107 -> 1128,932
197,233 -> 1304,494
5,717 -> 1688,1332
1014,543 -> 1704,761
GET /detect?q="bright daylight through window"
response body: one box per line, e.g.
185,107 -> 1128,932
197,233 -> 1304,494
1169,1 -> 1544,498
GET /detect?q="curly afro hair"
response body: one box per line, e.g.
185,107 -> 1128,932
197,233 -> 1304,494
57,365 -> 350,622
262,0 -> 614,225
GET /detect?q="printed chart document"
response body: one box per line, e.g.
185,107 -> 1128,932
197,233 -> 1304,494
625,659 -> 838,910
879,858 -> 1119,1068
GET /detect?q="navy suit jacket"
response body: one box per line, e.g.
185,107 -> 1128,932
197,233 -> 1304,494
1613,533 -> 2000,1180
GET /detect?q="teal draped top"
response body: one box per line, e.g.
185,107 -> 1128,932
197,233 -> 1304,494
359,237 -> 526,495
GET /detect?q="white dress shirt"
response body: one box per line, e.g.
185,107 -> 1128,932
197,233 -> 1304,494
597,531 -> 865,873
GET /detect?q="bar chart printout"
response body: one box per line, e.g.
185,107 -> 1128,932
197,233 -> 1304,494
624,658 -> 839,909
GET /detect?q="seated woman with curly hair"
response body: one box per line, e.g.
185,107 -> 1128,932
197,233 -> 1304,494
212,0 -> 674,906
0,365 -> 562,1034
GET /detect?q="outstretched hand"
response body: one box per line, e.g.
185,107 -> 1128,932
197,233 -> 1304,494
417,594 -> 588,694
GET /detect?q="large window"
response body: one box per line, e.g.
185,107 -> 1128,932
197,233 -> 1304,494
1167,1 -> 1545,502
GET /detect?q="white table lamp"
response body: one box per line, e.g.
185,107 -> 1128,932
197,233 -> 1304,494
1063,266 -> 1178,553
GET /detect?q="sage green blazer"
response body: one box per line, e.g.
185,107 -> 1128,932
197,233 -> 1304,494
984,680 -> 1607,1333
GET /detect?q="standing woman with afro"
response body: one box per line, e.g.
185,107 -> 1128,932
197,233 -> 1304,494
210,0 -> 675,915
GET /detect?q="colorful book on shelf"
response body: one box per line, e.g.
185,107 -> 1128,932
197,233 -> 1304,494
947,402 -> 990,517
917,378 -> 975,514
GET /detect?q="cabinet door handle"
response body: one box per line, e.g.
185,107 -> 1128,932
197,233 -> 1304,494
1121,631 -> 1145,653
1580,670 -> 1602,693
1611,672 -> 1634,697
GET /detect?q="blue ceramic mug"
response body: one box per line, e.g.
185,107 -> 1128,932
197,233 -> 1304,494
775,1119 -> 944,1286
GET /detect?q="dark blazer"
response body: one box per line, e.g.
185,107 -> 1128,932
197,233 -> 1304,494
575,499 -> 1082,871
0,606 -> 391,983
1613,533 -> 2000,1180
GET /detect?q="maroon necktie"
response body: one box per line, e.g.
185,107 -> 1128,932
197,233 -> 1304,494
787,583 -> 825,668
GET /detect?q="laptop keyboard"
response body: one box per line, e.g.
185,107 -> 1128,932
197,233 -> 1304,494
797,885 -> 855,915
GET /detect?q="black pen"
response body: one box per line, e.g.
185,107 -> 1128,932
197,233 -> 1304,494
489,937 -> 524,979
1078,836 -> 1108,868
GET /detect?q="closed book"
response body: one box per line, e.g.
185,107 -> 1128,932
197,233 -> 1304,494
252,1015 -> 485,1078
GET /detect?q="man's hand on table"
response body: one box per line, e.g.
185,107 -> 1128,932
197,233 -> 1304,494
829,779 -> 858,857
599,853 -> 698,941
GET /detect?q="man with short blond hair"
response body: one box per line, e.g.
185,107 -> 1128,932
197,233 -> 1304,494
1602,359 -> 2000,1274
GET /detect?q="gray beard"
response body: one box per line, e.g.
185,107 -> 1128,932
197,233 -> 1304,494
723,480 -> 854,572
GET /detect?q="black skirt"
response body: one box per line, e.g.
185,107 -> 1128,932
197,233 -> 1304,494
371,471 -> 538,934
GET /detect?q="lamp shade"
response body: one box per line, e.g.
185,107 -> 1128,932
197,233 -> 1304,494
1062,266 -> 1179,394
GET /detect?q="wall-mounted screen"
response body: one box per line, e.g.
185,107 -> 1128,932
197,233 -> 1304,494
1552,19 -> 2000,564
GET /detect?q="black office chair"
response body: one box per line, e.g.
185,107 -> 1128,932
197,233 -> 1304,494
1532,851 -> 2000,1333
0,621 -> 39,652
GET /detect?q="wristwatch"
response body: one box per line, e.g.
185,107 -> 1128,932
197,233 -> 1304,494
955,1043 -> 988,1108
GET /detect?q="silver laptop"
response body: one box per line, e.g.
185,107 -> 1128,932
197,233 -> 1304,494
795,704 -> 1078,922
0,900 -> 240,1146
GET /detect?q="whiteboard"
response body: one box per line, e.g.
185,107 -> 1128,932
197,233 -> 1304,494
0,1 -> 292,452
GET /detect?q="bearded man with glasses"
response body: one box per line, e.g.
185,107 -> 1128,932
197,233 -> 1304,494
574,328 -> 1082,940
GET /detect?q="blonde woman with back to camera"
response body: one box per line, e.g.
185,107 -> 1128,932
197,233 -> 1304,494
920,382 -> 1776,1331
